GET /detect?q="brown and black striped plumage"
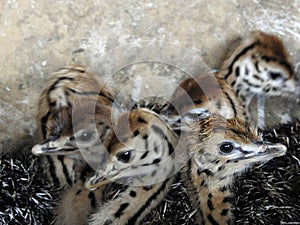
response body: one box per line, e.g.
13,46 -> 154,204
31,65 -> 114,225
170,72 -> 245,120
34,65 -> 113,188
37,65 -> 113,142
219,31 -> 296,127
180,110 -> 286,225
85,108 -> 185,225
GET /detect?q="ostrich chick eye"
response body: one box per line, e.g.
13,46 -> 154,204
220,143 -> 235,154
116,151 -> 132,163
77,131 -> 94,142
269,72 -> 282,80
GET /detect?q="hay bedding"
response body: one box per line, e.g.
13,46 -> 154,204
1,121 -> 299,225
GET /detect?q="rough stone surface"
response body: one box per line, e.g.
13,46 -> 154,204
1,0 -> 300,153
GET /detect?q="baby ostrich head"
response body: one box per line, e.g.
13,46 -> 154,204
85,108 -> 183,190
183,109 -> 286,182
32,99 -> 114,169
181,109 -> 287,225
37,65 -> 113,141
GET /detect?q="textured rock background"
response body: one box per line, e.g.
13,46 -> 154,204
1,0 -> 300,154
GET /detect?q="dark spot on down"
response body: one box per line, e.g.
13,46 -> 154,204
129,191 -> 136,197
152,158 -> 161,164
133,130 -> 139,137
142,134 -> 148,139
223,196 -> 233,203
168,141 -> 174,155
218,165 -> 225,171
201,180 -> 207,187
138,117 -> 147,123
114,203 -> 129,218
88,192 -> 97,209
221,208 -> 229,216
220,186 -> 228,192
207,198 -> 215,210
207,214 -> 220,225
140,151 -> 149,159
235,66 -> 240,77
212,159 -> 220,164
